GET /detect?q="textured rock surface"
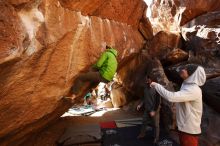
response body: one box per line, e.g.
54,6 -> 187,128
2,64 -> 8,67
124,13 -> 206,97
146,2 -> 220,145
147,31 -> 182,61
148,0 -> 220,33
139,10 -> 154,40
0,1 -> 26,65
178,0 -> 220,26
0,0 -> 145,145
164,48 -> 188,64
8,0 -> 32,5
111,86 -> 127,108
182,11 -> 220,69
59,0 -> 147,27
164,11 -> 220,82
149,0 -> 180,33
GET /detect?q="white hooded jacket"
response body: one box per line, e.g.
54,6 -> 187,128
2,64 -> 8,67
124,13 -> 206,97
154,66 -> 206,134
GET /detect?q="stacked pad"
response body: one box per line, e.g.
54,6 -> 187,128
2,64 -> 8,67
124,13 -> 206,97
57,124 -> 101,146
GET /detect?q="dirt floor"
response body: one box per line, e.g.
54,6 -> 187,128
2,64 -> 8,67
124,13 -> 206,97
23,108 -> 142,146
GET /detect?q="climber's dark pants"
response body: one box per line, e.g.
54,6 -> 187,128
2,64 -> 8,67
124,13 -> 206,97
141,110 -> 160,141
71,71 -> 108,95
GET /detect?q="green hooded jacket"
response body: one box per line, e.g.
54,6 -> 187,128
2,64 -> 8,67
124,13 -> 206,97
94,48 -> 118,81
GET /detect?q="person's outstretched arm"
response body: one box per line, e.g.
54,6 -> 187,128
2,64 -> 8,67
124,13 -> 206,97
151,83 -> 198,102
94,52 -> 107,69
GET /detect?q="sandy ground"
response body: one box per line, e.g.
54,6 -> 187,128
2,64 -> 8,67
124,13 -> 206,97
23,108 -> 142,146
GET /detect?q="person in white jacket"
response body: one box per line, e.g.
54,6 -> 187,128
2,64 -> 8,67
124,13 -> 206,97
150,65 -> 206,146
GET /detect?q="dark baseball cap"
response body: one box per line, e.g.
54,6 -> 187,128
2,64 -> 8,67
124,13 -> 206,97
176,64 -> 198,76
176,65 -> 187,73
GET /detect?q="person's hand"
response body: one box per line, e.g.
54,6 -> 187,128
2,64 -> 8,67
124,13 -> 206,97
150,82 -> 157,88
137,104 -> 142,111
62,94 -> 76,103
149,111 -> 156,117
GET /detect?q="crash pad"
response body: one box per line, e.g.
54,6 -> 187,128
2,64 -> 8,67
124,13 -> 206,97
102,126 -> 179,146
115,118 -> 142,128
57,124 -> 101,146
100,121 -> 117,129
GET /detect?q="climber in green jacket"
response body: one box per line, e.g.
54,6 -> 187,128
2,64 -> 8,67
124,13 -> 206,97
93,47 -> 118,81
66,45 -> 118,101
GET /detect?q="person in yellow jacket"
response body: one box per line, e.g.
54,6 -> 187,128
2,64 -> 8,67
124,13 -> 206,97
67,45 -> 118,100
150,65 -> 206,146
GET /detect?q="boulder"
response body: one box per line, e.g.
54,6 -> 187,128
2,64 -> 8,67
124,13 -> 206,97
165,11 -> 220,84
178,0 -> 220,26
139,9 -> 153,40
149,0 -> 180,33
202,77 -> 220,113
148,0 -> 220,32
200,104 -> 220,146
111,86 -> 127,108
0,1 -> 26,65
0,0 -> 145,145
8,0 -> 32,6
163,48 -> 188,65
117,51 -> 149,97
182,11 -> 220,69
59,0 -> 147,27
147,31 -> 182,61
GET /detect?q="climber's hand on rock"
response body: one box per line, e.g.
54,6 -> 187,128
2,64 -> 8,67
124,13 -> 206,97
150,82 -> 157,88
137,104 -> 142,111
62,94 -> 76,103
